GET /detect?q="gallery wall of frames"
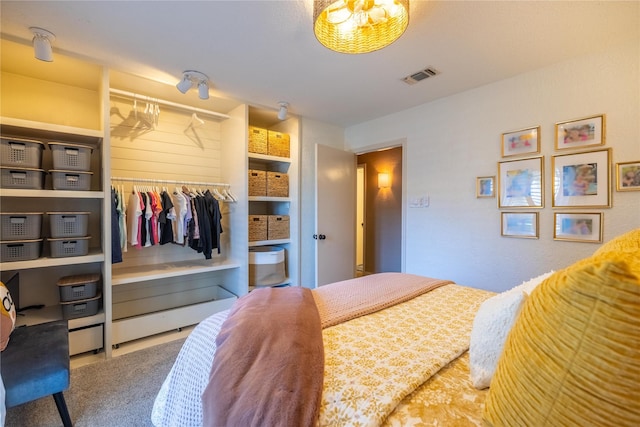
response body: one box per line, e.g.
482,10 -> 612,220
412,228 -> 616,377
474,114 -> 640,242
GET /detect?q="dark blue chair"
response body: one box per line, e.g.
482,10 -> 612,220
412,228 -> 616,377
2,320 -> 72,427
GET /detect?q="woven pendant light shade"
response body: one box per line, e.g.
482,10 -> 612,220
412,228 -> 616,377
313,0 -> 409,54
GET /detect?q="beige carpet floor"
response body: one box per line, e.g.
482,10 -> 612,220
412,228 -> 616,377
5,337 -> 185,427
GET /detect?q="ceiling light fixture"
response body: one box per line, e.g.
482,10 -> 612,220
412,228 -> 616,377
313,0 -> 409,54
277,102 -> 289,121
176,70 -> 209,100
30,27 -> 55,62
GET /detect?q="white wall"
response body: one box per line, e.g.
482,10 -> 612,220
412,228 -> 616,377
344,40 -> 640,292
299,118 -> 345,287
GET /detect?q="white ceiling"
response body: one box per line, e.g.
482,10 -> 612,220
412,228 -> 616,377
1,1 -> 638,128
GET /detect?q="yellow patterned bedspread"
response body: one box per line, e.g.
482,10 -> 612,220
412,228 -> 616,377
318,284 -> 492,427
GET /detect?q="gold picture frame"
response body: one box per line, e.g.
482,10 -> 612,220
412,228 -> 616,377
501,126 -> 540,158
553,212 -> 603,243
555,114 -> 605,151
497,156 -> 544,208
501,212 -> 539,239
616,160 -> 640,191
476,176 -> 495,198
552,148 -> 611,208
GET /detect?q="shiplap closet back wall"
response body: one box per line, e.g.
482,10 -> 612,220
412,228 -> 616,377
109,92 -> 235,323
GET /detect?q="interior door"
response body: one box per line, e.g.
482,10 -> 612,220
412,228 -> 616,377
315,144 -> 356,286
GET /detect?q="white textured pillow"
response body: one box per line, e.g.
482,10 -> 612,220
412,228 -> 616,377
468,271 -> 554,389
469,290 -> 526,389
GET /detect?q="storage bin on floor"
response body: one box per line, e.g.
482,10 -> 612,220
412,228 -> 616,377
0,213 -> 43,240
249,246 -> 285,286
50,170 -> 92,191
49,142 -> 93,171
48,212 -> 89,238
57,273 -> 100,302
48,236 -> 91,257
61,293 -> 101,319
0,239 -> 42,262
0,137 -> 45,168
0,166 -> 45,189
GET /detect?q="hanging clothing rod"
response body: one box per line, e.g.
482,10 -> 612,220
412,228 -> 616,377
110,176 -> 230,188
109,88 -> 230,120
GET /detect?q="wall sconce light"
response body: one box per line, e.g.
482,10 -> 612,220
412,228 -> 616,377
378,172 -> 390,188
176,70 -> 209,100
277,102 -> 289,120
30,27 -> 55,62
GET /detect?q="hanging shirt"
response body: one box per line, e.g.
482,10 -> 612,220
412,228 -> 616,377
127,191 -> 142,247
111,187 -> 123,264
159,190 -> 175,245
117,186 -> 127,253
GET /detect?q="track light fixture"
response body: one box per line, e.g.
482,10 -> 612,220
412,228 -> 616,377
277,102 -> 289,121
30,27 -> 55,62
176,70 -> 210,100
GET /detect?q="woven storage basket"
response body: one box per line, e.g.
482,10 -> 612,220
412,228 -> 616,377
248,169 -> 267,196
1,137 -> 45,168
268,215 -> 290,240
267,131 -> 290,158
249,215 -> 268,241
266,171 -> 289,197
248,126 -> 268,154
0,213 -> 43,240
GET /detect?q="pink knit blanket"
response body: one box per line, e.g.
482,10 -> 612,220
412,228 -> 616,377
202,286 -> 324,427
313,272 -> 452,328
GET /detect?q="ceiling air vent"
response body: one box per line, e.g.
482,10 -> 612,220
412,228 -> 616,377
402,67 -> 440,85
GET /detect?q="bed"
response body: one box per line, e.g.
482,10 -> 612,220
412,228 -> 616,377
151,227 -> 640,427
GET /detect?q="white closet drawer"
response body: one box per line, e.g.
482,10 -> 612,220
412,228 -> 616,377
69,324 -> 103,356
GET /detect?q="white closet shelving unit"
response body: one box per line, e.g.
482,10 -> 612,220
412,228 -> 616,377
0,116 -> 107,357
1,39 -> 300,359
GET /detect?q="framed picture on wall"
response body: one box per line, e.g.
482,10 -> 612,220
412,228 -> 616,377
497,156 -> 544,208
552,148 -> 611,208
553,212 -> 603,243
476,176 -> 495,198
501,126 -> 540,157
501,212 -> 539,238
555,114 -> 605,151
616,160 -> 640,191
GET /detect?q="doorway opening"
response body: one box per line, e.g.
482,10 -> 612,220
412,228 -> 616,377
356,145 -> 402,274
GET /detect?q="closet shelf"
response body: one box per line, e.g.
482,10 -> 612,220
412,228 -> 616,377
0,117 -> 103,146
112,259 -> 241,286
16,305 -> 105,329
248,153 -> 291,164
248,196 -> 291,202
0,189 -> 105,199
0,251 -> 105,272
249,238 -> 291,247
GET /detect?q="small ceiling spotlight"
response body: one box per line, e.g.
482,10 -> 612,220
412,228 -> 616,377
277,102 -> 289,121
176,70 -> 209,99
30,27 -> 55,62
